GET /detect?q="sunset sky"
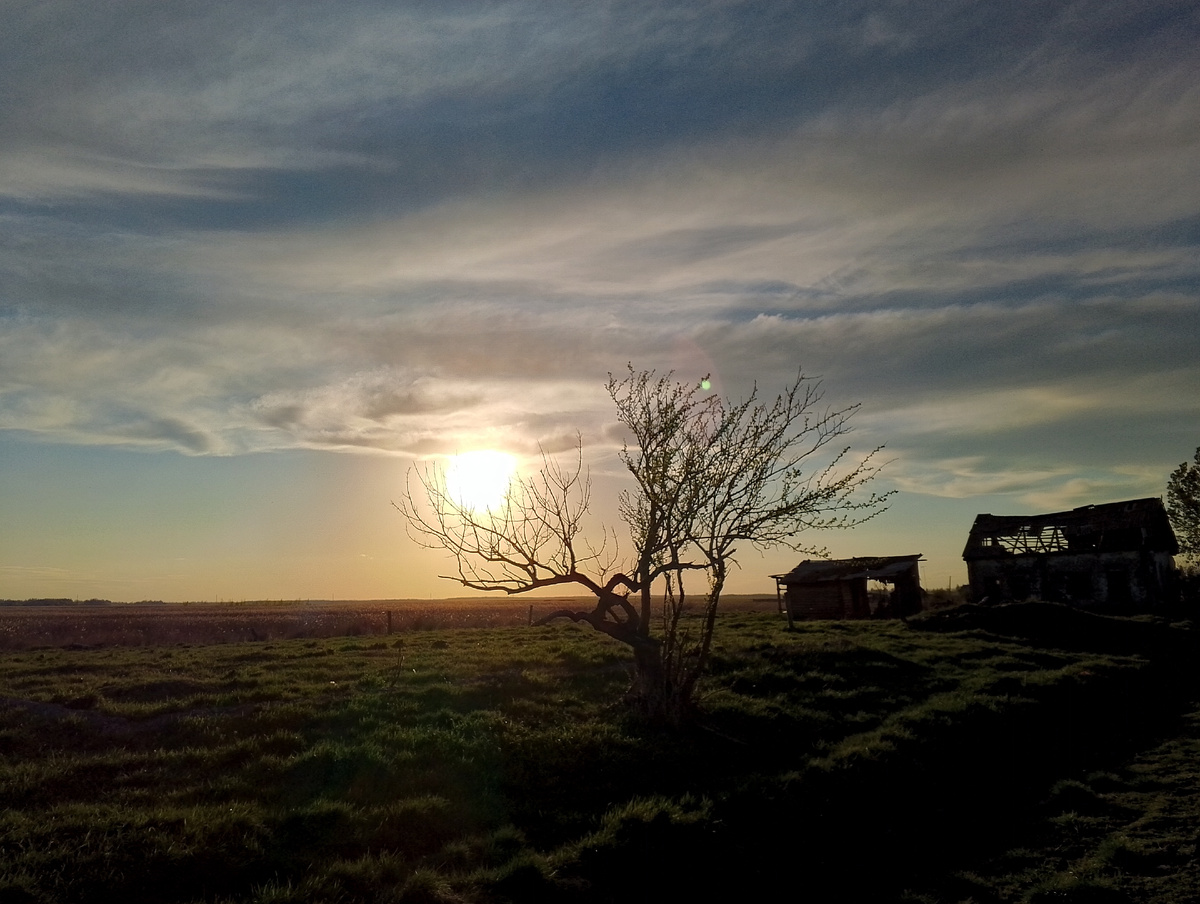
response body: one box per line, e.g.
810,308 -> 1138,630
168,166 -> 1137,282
2,1 -> 1198,602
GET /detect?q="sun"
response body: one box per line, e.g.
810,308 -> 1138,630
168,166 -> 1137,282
444,450 -> 517,512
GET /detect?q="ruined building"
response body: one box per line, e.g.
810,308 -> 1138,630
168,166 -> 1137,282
962,497 -> 1179,610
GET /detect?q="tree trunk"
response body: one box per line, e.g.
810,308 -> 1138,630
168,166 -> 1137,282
626,636 -> 694,726
534,587 -> 697,725
676,580 -> 723,709
639,581 -> 653,638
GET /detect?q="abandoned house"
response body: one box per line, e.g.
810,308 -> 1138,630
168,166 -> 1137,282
962,497 -> 1180,610
772,554 -> 924,624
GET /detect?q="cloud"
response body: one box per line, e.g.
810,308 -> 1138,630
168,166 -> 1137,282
116,417 -> 216,454
1018,477 -> 1165,514
888,456 -> 1172,514
6,0 -> 1191,226
0,150 -> 250,202
0,0 -> 1195,495
2,3 -> 834,207
888,457 -> 1073,500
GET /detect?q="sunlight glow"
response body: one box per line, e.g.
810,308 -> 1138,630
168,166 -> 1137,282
444,450 -> 517,512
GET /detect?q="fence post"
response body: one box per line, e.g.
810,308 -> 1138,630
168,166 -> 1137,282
387,611 -> 393,635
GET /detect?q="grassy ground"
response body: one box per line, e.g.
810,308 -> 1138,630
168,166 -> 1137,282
0,596 -> 781,650
903,695 -> 1200,903
0,602 -> 1195,902
0,598 -> 633,650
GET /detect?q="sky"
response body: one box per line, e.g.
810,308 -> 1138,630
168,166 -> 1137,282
2,0 -> 1198,602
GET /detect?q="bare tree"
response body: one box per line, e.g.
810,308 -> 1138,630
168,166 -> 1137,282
396,368 -> 892,724
607,366 -> 893,720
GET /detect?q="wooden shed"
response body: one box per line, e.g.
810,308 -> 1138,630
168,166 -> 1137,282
772,554 -> 924,625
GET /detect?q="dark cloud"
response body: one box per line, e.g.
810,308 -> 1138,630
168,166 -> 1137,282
119,417 -> 216,454
7,1 -> 1193,226
252,404 -> 307,431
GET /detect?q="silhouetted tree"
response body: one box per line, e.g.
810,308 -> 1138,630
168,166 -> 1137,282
1167,446 -> 1200,565
397,368 -> 892,724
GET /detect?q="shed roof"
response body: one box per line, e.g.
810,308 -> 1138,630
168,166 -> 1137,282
962,497 -> 1178,559
773,554 -> 923,585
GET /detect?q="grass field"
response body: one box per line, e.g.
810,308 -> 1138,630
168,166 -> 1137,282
0,599 -> 1196,902
0,596 -> 782,651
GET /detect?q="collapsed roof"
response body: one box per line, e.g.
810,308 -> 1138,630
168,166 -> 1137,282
962,497 -> 1178,560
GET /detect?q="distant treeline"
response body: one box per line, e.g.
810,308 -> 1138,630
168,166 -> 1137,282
0,598 -> 166,607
